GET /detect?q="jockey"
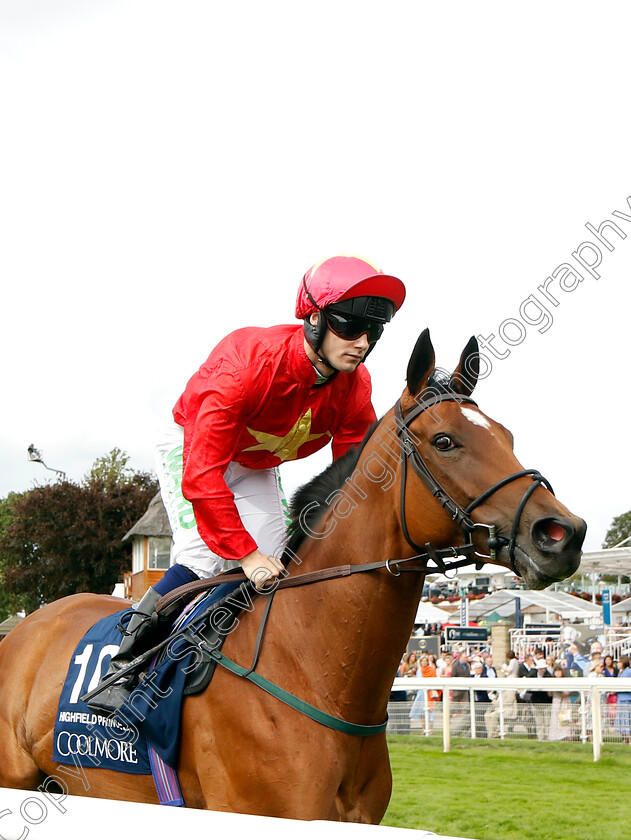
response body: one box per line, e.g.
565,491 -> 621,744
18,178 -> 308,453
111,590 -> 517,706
89,255 -> 406,713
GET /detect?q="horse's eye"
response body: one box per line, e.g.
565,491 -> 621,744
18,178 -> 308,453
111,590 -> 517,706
433,435 -> 455,451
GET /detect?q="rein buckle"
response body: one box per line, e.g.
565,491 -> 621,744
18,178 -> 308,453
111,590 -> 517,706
385,558 -> 401,577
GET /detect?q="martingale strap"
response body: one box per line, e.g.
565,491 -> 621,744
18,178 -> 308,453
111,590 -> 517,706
172,586 -> 388,736
195,639 -> 388,737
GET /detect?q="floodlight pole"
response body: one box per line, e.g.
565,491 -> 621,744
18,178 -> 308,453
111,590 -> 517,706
27,444 -> 66,480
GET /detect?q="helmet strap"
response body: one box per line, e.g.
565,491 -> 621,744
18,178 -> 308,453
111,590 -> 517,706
302,276 -> 338,369
301,276 -> 376,373
303,314 -> 338,373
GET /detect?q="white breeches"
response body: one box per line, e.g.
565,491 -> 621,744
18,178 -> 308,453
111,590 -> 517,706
155,423 -> 288,579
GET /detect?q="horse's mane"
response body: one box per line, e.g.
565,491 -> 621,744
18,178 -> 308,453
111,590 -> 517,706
282,370 -> 456,559
284,421 -> 379,556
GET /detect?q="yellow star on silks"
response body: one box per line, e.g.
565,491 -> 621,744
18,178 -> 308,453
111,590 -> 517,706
244,408 -> 331,461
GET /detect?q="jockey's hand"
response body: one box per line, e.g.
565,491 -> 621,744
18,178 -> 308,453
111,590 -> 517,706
239,549 -> 284,591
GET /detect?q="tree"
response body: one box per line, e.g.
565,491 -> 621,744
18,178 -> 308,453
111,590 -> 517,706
603,511 -> 631,549
0,450 -> 158,613
0,496 -> 24,620
86,446 -> 135,489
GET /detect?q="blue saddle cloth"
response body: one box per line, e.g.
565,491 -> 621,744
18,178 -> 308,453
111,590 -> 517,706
53,609 -> 153,774
53,582 -> 240,774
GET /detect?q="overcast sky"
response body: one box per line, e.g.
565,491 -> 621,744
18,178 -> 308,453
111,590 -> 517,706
1,1 -> 629,554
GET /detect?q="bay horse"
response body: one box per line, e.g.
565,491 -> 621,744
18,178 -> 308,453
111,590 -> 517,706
0,330 -> 585,822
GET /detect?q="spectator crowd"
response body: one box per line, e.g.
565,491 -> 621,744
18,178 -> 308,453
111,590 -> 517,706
395,639 -> 631,742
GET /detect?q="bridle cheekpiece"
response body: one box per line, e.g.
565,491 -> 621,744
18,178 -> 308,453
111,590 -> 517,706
391,390 -> 554,578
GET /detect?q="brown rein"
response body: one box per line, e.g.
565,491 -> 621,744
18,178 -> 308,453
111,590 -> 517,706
154,541 -> 481,618
154,556 -> 427,618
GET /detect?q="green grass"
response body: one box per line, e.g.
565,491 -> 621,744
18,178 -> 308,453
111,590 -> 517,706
383,737 -> 631,839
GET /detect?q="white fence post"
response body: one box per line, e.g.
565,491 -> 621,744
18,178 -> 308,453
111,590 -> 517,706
442,685 -> 451,753
579,690 -> 587,743
591,688 -> 602,761
423,690 -> 431,736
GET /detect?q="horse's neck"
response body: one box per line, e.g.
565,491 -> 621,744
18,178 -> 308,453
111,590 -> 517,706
280,529 -> 424,718
274,443 -> 426,718
266,417 -> 460,719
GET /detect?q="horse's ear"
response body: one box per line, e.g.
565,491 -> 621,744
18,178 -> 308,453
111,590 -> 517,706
449,335 -> 479,396
405,329 -> 436,397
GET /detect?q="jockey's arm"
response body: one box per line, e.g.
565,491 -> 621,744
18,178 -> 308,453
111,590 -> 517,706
181,366 -> 285,587
182,366 -> 262,556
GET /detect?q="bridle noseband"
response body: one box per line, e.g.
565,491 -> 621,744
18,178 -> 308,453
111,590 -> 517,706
392,391 -> 554,577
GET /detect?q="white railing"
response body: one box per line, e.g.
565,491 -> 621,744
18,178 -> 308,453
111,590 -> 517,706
508,628 -> 631,661
0,788 -> 478,840
507,632 -> 559,659
391,676 -> 631,761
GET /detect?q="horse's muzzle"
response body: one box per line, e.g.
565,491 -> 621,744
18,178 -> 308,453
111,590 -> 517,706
518,515 -> 587,588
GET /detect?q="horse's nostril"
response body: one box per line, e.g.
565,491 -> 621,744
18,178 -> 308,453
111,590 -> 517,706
532,517 -> 572,550
541,521 -> 566,542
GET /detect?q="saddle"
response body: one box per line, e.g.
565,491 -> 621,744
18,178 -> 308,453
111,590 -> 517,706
151,576 -> 263,696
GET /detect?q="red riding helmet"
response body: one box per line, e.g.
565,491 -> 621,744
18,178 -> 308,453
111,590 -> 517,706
296,255 -> 406,366
295,255 -> 406,318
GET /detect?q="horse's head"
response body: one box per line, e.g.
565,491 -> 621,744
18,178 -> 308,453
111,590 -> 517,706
396,329 -> 586,589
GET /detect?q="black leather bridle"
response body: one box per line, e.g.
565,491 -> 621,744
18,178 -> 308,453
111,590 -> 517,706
391,391 -> 554,578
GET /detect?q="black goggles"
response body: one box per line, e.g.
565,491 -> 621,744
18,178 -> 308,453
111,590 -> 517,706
324,311 -> 385,343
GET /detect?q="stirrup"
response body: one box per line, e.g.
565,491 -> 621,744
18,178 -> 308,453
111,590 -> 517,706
87,679 -> 137,714
83,588 -> 163,710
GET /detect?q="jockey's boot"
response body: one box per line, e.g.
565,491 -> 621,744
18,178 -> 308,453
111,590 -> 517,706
86,587 -> 161,715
